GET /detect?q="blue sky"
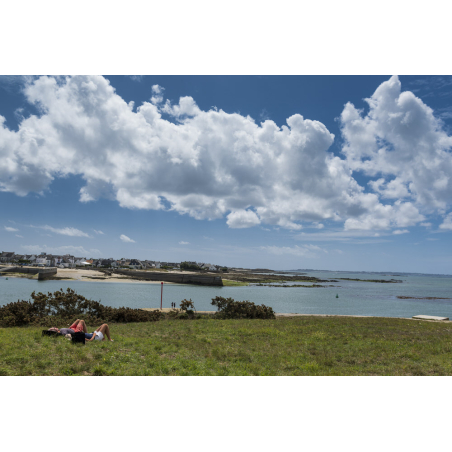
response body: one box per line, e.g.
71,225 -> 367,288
1,75 -> 452,274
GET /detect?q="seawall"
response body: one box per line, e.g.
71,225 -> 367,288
111,269 -> 223,286
0,266 -> 58,280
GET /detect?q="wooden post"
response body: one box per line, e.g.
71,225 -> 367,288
161,282 -> 163,310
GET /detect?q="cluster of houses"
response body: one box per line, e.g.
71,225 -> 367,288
0,251 -> 87,268
0,251 -> 225,272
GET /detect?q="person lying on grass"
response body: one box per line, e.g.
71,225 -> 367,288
48,319 -> 88,335
84,323 -> 114,342
68,319 -> 88,333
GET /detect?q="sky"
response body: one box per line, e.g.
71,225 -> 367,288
1,75 -> 452,274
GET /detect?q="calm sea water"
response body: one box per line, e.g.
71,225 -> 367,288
1,270 -> 452,318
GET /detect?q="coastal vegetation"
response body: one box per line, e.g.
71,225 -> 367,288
225,272 -> 326,284
397,296 -> 451,300
180,261 -> 202,271
254,283 -> 327,288
211,296 -> 275,319
222,279 -> 249,286
1,316 -> 452,376
0,288 -> 162,327
337,278 -> 403,283
0,289 -> 274,326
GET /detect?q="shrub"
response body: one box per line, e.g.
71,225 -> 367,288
179,299 -> 195,312
0,300 -> 35,326
163,299 -> 198,320
180,262 -> 202,271
179,299 -> 196,319
166,309 -> 179,319
0,288 -> 162,327
211,296 -> 275,319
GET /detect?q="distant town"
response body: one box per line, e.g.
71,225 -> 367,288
0,251 -> 228,272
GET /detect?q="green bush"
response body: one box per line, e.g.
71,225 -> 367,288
179,299 -> 195,312
166,309 -> 179,319
162,299 -> 199,320
180,262 -> 202,271
211,296 -> 275,319
0,288 -> 162,327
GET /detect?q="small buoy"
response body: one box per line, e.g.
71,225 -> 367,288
6,277 -> 8,280
336,293 -> 338,298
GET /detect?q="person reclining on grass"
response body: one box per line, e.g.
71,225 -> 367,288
51,319 -> 88,335
62,319 -> 88,335
84,323 -> 114,342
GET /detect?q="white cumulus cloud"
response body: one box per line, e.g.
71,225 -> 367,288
439,213 -> 452,230
341,75 -> 452,212
120,234 -> 135,243
178,241 -> 189,245
151,84 -> 164,105
226,210 -> 261,229
392,229 -> 410,235
0,75 -> 451,235
344,200 -> 424,231
4,226 -> 19,232
128,75 -> 144,82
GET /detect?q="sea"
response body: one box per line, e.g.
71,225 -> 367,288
1,270 -> 452,318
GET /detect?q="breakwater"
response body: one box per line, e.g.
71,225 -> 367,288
0,266 -> 57,280
111,269 -> 223,286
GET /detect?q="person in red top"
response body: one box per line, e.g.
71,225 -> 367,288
69,319 -> 88,334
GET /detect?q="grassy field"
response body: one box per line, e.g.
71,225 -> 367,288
1,316 -> 452,375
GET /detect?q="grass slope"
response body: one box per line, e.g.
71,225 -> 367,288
1,316 -> 452,376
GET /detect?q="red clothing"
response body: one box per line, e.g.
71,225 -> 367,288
70,322 -> 84,333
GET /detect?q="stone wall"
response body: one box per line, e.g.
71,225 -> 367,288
112,269 -> 223,286
37,268 -> 58,280
0,266 -> 57,280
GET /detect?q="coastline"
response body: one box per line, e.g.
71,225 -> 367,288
0,267 -> 176,285
140,309 -> 451,322
58,268 -> 179,284
2,267 -> 452,320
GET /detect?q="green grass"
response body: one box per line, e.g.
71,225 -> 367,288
337,278 -> 401,283
245,278 -> 320,284
222,279 -> 249,286
1,317 -> 452,375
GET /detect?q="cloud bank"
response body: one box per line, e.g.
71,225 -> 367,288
0,75 -> 451,233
